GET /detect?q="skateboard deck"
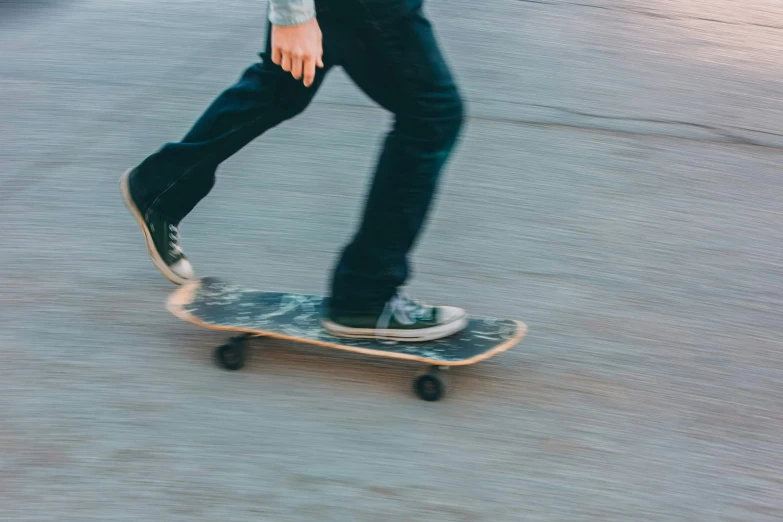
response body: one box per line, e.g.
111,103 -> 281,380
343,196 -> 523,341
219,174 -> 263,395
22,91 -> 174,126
167,277 -> 528,400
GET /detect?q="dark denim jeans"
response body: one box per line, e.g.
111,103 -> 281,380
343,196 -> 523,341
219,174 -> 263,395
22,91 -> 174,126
129,0 -> 464,313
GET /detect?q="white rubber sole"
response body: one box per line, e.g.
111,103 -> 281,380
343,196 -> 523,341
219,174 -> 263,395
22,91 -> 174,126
320,314 -> 469,342
119,168 -> 192,286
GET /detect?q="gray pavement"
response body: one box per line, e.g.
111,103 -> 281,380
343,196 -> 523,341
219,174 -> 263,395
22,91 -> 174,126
1,1 -> 782,520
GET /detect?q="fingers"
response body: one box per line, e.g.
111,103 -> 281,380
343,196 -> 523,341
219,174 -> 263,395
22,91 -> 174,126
302,56 -> 316,87
271,44 -> 324,86
276,50 -> 323,87
302,51 -> 325,87
271,46 -> 283,66
290,52 -> 304,81
280,52 -> 292,73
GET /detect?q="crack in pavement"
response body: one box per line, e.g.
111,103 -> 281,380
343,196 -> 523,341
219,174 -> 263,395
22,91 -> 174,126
472,116 -> 774,148
521,103 -> 777,146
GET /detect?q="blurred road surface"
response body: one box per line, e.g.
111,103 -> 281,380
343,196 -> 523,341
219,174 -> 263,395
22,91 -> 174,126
1,1 -> 782,520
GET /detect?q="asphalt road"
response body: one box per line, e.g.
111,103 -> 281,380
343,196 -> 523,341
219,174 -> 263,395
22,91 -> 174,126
2,1 -> 782,520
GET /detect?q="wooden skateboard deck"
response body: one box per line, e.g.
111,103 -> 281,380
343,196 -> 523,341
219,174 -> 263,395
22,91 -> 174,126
167,277 -> 528,400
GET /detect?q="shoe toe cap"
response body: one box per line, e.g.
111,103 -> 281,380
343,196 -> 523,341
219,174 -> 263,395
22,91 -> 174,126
438,305 -> 467,324
170,259 -> 194,280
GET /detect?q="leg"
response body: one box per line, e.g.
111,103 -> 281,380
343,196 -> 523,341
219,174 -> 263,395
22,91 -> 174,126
329,1 -> 464,313
121,20 -> 332,283
320,0 -> 467,341
130,22 -> 332,222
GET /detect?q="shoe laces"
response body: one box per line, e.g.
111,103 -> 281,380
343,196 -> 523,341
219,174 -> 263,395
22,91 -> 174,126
376,293 -> 430,344
167,224 -> 183,258
147,210 -> 184,259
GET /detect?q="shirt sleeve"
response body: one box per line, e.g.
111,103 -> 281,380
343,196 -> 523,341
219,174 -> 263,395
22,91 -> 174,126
268,0 -> 316,26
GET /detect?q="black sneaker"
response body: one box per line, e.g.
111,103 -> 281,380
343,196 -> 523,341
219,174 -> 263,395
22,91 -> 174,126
322,293 -> 468,342
120,168 -> 194,285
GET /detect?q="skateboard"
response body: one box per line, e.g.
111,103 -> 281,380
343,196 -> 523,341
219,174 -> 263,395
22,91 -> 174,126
167,277 -> 528,401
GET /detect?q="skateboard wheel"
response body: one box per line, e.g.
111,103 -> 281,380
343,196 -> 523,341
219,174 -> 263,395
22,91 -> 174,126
214,339 -> 246,371
413,372 -> 447,401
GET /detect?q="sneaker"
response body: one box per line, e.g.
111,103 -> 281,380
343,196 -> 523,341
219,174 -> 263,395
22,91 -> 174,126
120,168 -> 194,285
322,293 -> 468,342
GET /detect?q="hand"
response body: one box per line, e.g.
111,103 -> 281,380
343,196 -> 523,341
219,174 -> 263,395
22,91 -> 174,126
270,18 -> 324,87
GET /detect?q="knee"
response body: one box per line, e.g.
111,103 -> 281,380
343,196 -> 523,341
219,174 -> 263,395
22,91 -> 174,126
399,88 -> 465,152
439,90 -> 465,144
